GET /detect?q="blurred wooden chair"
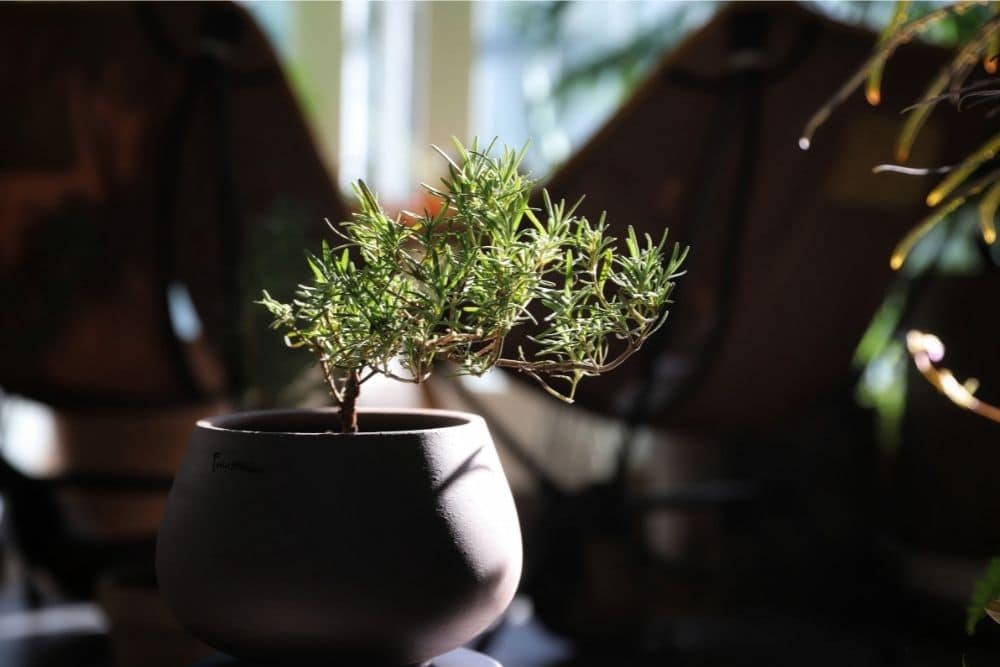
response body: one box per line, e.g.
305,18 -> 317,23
0,1 -> 346,608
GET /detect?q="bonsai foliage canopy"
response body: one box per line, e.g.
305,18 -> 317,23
260,139 -> 687,432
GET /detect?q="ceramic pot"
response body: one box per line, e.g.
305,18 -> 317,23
156,408 -> 522,666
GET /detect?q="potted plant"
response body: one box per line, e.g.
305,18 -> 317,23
156,139 -> 687,666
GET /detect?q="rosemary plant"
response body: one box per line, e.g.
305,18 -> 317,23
260,139 -> 687,433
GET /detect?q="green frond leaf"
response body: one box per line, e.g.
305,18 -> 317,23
968,557 -> 1000,635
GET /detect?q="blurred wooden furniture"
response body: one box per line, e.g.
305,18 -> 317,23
0,5 -> 348,665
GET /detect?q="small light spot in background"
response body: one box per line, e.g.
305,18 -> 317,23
167,281 -> 203,343
506,596 -> 533,626
0,395 -> 62,475
865,355 -> 898,394
0,604 -> 107,640
798,137 -> 811,150
485,595 -> 573,667
522,63 -> 552,102
459,370 -> 511,395
541,132 -> 571,166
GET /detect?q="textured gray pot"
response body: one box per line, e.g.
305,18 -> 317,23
156,408 -> 522,666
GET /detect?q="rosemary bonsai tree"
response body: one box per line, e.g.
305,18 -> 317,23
260,139 -> 687,433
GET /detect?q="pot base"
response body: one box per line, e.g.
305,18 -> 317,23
190,647 -> 502,667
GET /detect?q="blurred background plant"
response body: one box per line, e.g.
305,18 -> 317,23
794,0 -> 1000,636
243,0 -> 991,200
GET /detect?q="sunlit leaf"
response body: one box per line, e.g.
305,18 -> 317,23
926,131 -> 1000,206
986,29 -> 1000,72
896,69 -> 950,163
867,1 -> 912,106
890,198 -> 962,270
966,557 -> 1000,634
977,180 -> 1000,244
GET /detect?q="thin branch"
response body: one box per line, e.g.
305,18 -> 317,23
380,368 -> 432,384
873,163 -> 960,175
906,330 -> 1000,423
317,353 -> 344,403
899,77 -> 1000,112
495,338 -> 643,376
357,367 -> 379,386
799,1 -> 982,151
947,16 -> 1000,98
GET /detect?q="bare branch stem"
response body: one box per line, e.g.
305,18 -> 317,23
339,369 -> 361,434
799,1 -> 981,150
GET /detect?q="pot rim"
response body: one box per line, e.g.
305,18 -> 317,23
196,407 -> 481,437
